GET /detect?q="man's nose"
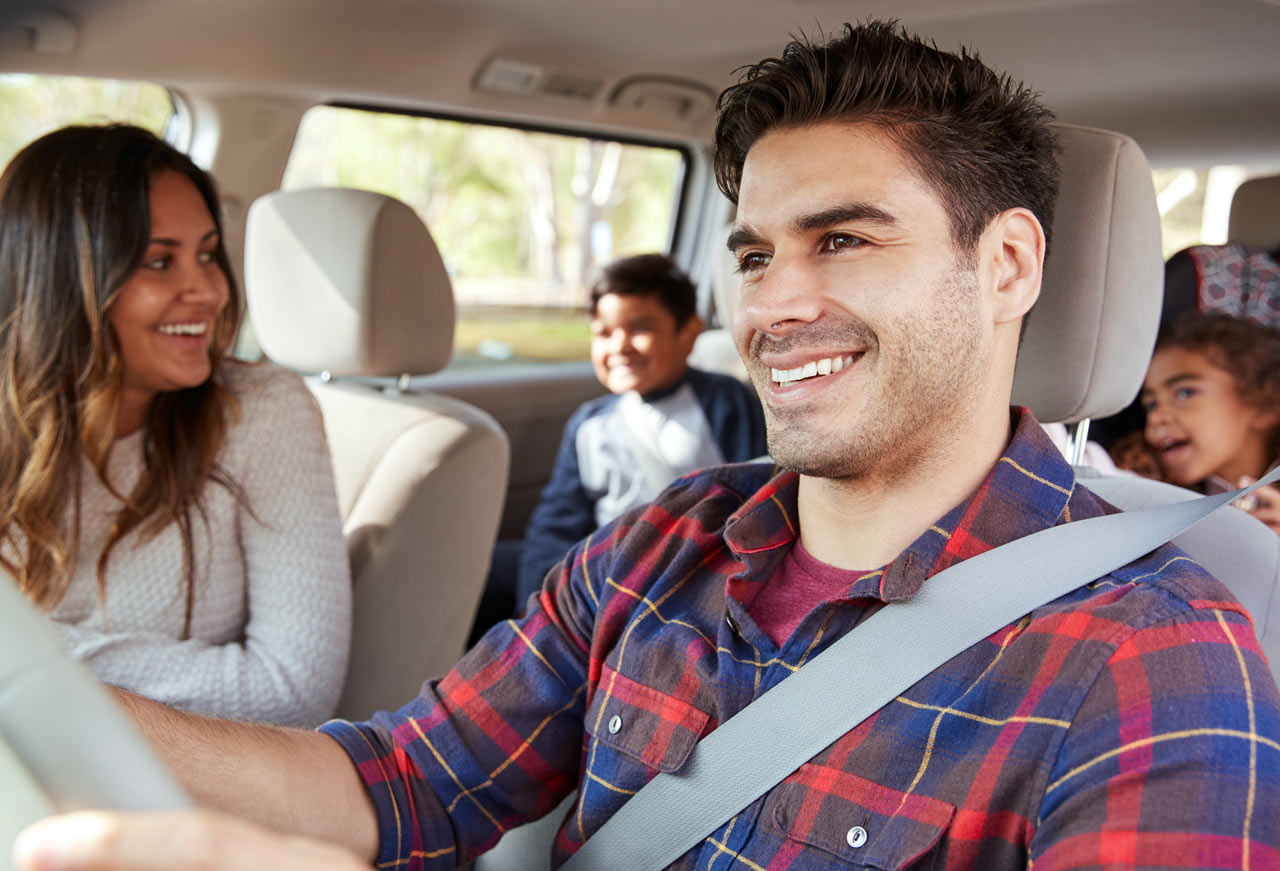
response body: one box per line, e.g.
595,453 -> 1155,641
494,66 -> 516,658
735,256 -> 825,337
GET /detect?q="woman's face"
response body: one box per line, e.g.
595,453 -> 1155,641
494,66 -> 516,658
108,170 -> 229,431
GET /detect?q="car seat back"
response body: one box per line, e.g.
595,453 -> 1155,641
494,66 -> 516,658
245,187 -> 510,718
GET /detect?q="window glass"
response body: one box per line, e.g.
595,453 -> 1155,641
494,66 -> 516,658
0,74 -> 174,171
282,105 -> 687,369
1154,164 -> 1280,260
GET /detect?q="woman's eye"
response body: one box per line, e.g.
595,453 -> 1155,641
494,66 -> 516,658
820,232 -> 862,252
198,250 -> 217,264
144,255 -> 170,270
1175,387 -> 1197,401
735,251 -> 770,274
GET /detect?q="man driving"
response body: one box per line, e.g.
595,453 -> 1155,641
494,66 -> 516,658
16,20 -> 1280,871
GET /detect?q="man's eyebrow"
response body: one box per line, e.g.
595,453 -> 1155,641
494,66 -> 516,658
791,202 -> 897,235
726,203 -> 899,252
726,225 -> 765,252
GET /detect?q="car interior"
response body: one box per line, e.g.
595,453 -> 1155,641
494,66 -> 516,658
0,0 -> 1278,866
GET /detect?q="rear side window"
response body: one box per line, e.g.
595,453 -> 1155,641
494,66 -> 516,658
282,105 -> 688,370
1155,164 -> 1280,259
0,74 -> 175,171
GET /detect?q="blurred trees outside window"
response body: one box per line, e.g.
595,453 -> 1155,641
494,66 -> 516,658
0,74 -> 173,170
282,105 -> 686,370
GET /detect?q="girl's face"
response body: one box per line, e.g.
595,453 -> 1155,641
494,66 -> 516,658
108,170 -> 230,434
1141,346 -> 1275,487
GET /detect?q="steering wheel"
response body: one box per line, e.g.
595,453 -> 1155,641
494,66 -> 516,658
0,576 -> 191,814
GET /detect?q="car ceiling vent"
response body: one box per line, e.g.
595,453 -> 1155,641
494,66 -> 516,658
475,57 -> 545,95
609,75 -> 717,122
539,72 -> 604,103
0,9 -> 77,54
475,57 -> 604,104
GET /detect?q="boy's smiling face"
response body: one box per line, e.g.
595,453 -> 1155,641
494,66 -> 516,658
589,291 -> 701,396
1142,346 -> 1276,487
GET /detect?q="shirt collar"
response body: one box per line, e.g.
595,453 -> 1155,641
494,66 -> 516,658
724,407 -> 1076,605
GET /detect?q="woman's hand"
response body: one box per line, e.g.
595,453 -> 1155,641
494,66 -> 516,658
1236,476 -> 1280,536
13,810 -> 369,871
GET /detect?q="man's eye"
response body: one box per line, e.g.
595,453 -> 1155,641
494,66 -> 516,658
1175,387 -> 1197,401
820,232 -> 863,252
735,251 -> 769,274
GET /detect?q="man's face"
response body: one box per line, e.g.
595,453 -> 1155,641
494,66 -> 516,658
729,122 -> 994,481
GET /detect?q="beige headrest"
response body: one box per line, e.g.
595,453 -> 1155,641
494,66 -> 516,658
1229,175 -> 1280,250
1011,124 -> 1163,424
245,188 -> 455,377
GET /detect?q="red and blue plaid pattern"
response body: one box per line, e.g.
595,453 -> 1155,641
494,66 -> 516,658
322,409 -> 1280,870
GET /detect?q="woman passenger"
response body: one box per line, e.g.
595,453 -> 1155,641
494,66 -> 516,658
0,124 -> 352,725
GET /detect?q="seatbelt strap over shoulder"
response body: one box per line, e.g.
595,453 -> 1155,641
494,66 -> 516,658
561,466 -> 1280,871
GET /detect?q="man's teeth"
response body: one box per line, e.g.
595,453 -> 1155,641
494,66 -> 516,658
158,323 -> 207,336
771,355 -> 854,385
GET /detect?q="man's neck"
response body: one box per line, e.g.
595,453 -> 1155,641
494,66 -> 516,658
796,410 -> 1014,571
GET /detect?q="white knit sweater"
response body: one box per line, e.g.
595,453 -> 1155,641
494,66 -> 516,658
44,362 -> 351,726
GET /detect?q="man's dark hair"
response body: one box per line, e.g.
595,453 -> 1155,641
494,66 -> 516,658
713,20 -> 1060,256
589,253 -> 697,326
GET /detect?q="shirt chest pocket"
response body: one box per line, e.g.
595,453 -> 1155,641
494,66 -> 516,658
764,763 -> 956,870
584,666 -> 711,776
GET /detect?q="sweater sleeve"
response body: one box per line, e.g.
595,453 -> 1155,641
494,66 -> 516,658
53,367 -> 352,727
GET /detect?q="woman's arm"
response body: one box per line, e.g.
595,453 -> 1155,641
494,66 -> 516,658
55,366 -> 352,726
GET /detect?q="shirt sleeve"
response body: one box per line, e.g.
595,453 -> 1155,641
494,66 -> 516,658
54,369 -> 353,727
1029,604 -> 1280,868
517,404 -> 598,603
320,522 -> 605,870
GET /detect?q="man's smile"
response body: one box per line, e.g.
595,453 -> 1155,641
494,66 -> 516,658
770,353 -> 859,386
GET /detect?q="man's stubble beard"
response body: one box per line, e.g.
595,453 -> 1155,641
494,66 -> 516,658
758,267 -> 989,482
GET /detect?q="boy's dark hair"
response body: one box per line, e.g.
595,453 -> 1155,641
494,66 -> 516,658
1157,311 -> 1280,461
713,20 -> 1060,257
589,253 -> 697,326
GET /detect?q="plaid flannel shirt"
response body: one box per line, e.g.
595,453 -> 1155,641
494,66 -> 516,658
322,408 -> 1280,870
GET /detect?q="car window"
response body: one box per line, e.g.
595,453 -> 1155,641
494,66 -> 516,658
0,73 -> 175,171
282,104 -> 688,370
1154,164 -> 1280,259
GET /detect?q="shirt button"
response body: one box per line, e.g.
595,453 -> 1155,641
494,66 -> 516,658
608,715 -> 622,734
846,826 -> 867,849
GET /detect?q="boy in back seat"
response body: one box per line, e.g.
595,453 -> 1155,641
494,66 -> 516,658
516,253 -> 767,603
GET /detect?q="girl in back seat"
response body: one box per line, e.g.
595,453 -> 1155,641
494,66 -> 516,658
1115,311 -> 1280,535
0,124 -> 351,725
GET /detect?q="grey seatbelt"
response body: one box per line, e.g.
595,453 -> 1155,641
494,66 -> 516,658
561,467 -> 1280,871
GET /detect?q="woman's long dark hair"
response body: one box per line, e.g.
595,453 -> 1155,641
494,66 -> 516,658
0,124 -> 245,633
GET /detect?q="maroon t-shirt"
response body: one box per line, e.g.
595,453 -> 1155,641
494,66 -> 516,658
749,538 -> 873,647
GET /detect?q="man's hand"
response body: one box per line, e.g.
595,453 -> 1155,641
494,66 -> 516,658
1236,477 -> 1280,536
12,810 -> 368,871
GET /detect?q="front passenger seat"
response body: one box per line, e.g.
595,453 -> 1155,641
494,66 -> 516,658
245,188 -> 510,719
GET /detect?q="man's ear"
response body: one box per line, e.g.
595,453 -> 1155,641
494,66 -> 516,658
982,207 -> 1045,326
